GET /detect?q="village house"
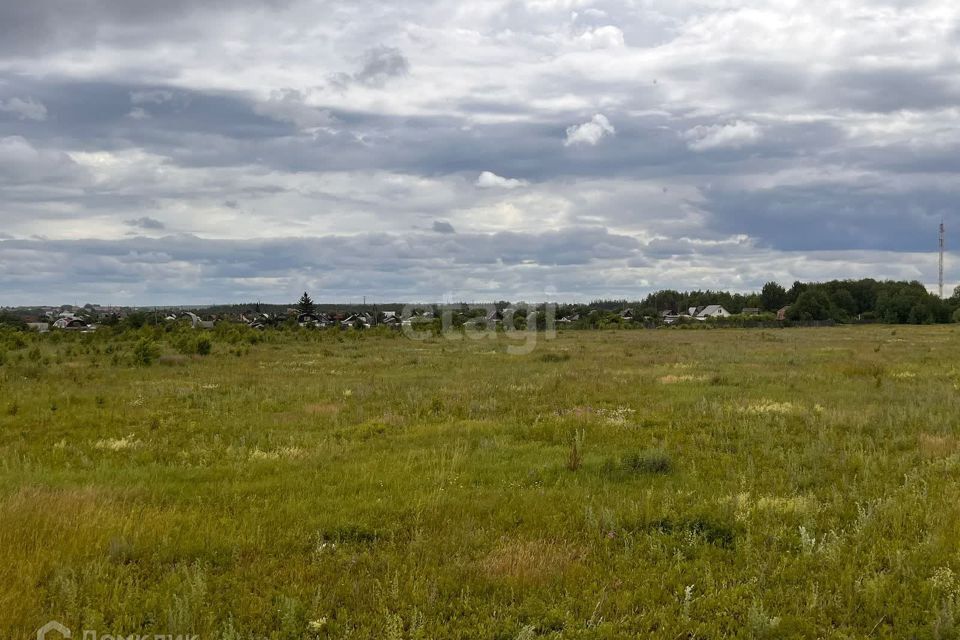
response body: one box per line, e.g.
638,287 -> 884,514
696,305 -> 731,319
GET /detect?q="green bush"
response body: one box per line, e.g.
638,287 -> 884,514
132,338 -> 161,366
174,334 -> 213,356
195,337 -> 212,356
622,449 -> 672,474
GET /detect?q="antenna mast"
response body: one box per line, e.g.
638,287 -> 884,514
940,219 -> 945,298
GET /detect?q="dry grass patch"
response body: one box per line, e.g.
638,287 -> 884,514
304,403 -> 340,415
479,539 -> 586,585
919,433 -> 960,459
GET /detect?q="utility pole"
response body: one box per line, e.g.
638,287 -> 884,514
940,219 -> 946,298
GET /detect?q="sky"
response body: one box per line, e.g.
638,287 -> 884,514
0,0 -> 957,305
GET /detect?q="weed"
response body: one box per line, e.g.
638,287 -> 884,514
567,429 -> 585,471
622,449 -> 672,474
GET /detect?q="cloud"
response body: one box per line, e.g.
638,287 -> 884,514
432,220 -> 456,234
0,97 -> 47,121
564,114 -> 615,147
0,136 -> 83,184
124,216 -> 165,230
578,26 -> 624,50
330,46 -> 410,89
253,89 -> 335,129
356,46 -> 410,86
685,121 -> 762,152
0,227 -> 647,304
130,90 -> 174,105
475,171 -> 529,189
1,1 -> 959,301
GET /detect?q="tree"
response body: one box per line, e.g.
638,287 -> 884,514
787,290 -> 833,321
760,282 -> 788,312
0,312 -> 27,331
787,281 -> 808,304
297,292 -> 315,316
830,288 -> 857,319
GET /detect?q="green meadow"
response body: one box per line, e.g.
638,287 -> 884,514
2,325 -> 960,638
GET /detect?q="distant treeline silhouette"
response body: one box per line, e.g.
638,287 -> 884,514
571,279 -> 960,324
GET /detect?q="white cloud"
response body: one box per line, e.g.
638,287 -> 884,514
578,26 -> 625,50
476,171 -> 529,189
564,114 -> 615,146
0,97 -> 47,121
684,121 -> 762,151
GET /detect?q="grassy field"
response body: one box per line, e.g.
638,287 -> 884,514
2,325 -> 960,639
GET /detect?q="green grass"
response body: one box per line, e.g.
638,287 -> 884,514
2,325 -> 960,638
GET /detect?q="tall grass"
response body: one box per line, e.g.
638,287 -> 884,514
0,325 -> 959,636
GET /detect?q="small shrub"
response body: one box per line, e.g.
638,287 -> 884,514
175,334 -> 213,356
647,516 -> 736,549
195,337 -> 212,356
180,335 -> 213,356
132,338 -> 161,366
320,525 -> 379,544
540,352 -> 571,363
622,449 -> 672,474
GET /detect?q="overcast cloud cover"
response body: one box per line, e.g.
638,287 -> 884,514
0,0 -> 957,304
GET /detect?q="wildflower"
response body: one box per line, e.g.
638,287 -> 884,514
308,618 -> 327,631
931,567 -> 957,594
95,434 -> 141,451
740,401 -> 797,415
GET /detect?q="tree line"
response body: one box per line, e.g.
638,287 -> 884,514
571,279 -> 960,324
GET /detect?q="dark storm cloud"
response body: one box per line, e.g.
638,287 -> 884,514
432,220 -> 456,234
0,77 -> 293,149
0,0 -> 296,55
125,216 -> 165,230
0,227 -> 638,271
0,227 -> 645,303
815,66 -> 960,113
703,184 -> 955,253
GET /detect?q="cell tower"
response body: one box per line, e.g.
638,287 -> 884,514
940,219 -> 946,298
